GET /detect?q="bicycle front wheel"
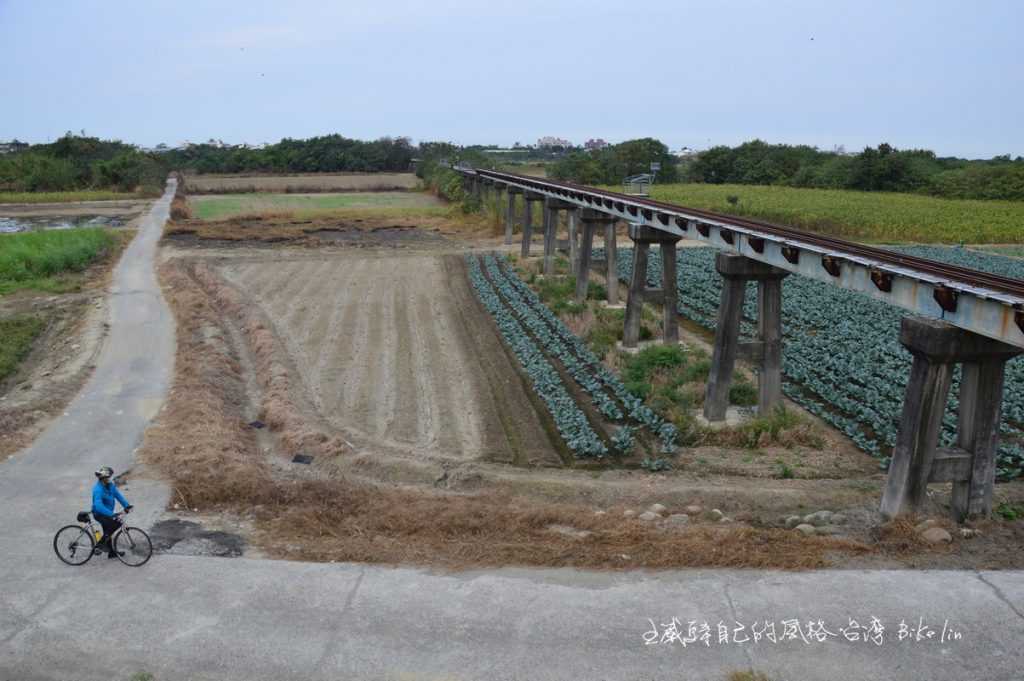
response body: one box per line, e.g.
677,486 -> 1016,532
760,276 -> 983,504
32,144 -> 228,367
53,525 -> 95,566
114,526 -> 153,567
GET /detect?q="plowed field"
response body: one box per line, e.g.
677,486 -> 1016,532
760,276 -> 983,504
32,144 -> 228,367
219,253 -> 562,465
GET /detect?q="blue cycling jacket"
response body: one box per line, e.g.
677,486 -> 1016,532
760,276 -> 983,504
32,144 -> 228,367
92,480 -> 129,517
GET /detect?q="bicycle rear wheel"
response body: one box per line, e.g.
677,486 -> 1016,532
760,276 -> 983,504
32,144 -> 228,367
114,526 -> 153,567
53,525 -> 95,566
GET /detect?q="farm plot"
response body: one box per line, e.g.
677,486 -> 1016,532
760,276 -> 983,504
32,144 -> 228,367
467,253 -> 678,461
190,192 -> 445,221
217,253 -> 560,465
603,245 -> 1024,480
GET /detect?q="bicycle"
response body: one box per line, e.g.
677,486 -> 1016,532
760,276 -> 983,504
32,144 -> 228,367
53,510 -> 153,567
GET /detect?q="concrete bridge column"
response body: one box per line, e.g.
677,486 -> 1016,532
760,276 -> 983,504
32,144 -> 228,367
575,209 -> 614,302
703,253 -> 789,422
493,183 -> 505,225
623,225 -> 682,348
567,209 -> 580,275
881,317 -> 1021,521
521,193 -> 544,259
505,188 -> 522,245
605,221 -> 619,305
543,198 -> 575,276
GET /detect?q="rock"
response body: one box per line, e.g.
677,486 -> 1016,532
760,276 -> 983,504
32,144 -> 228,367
638,511 -> 660,521
547,524 -> 594,540
664,514 -> 690,527
709,509 -> 725,521
803,511 -> 832,527
921,527 -> 953,544
647,503 -> 667,515
830,513 -> 847,525
593,510 -> 607,516
785,515 -> 803,529
795,524 -> 816,535
718,517 -> 733,524
623,510 -> 636,518
816,525 -> 843,536
684,505 -> 703,515
960,528 -> 981,539
41,370 -> 52,377
914,519 -> 939,533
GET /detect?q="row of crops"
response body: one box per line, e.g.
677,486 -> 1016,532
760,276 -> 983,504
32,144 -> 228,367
598,245 -> 1024,480
466,253 -> 678,459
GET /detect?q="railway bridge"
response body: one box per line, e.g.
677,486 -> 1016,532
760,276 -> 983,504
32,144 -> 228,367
456,167 -> 1024,522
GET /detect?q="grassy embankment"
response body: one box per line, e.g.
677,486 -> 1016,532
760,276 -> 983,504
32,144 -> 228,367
0,190 -> 142,204
0,228 -> 116,295
602,183 -> 1024,244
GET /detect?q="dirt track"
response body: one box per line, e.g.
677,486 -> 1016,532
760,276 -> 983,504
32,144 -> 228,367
218,252 -> 561,465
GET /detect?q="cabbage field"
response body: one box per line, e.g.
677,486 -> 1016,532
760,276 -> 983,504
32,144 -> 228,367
466,253 -> 678,459
601,245 -> 1024,480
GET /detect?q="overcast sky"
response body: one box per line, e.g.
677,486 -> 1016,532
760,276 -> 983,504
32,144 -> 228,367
1,0 -> 1021,158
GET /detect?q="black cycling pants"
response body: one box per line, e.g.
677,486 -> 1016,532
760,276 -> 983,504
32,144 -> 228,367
93,513 -> 121,550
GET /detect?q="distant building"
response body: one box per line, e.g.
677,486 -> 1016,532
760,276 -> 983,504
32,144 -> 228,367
0,140 -> 29,154
537,136 -> 571,149
584,138 -> 609,151
675,146 -> 699,160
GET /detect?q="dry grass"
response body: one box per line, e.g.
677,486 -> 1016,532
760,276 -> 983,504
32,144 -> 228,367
142,258 -> 872,570
170,196 -> 191,221
185,172 -> 419,194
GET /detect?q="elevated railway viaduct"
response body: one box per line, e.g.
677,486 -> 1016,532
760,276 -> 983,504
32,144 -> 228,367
457,167 -> 1024,523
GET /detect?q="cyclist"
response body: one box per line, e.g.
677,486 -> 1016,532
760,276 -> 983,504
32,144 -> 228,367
92,466 -> 133,559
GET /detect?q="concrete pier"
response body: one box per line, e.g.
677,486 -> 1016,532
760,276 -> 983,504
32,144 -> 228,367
521,193 -> 544,258
623,225 -> 682,347
703,253 -> 788,422
881,316 -> 1021,521
505,187 -> 522,245
575,209 -> 615,302
543,198 -> 575,275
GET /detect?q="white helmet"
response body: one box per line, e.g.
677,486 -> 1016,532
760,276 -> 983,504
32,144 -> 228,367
95,466 -> 113,479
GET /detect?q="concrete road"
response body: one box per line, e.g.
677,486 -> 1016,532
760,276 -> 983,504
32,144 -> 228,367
1,182 -> 1022,681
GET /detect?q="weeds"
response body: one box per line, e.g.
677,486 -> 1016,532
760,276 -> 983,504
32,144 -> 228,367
0,315 -> 44,381
0,190 -> 141,204
0,228 -> 114,294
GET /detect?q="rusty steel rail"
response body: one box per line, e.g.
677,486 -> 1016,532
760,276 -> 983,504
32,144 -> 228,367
461,167 -> 1024,348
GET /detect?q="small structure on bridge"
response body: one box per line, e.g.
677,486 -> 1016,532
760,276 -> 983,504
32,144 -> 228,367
622,174 -> 652,196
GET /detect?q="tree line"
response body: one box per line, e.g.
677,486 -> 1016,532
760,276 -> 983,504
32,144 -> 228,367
161,135 -> 416,175
4,133 -> 1021,201
0,134 -> 168,195
686,140 -> 1024,200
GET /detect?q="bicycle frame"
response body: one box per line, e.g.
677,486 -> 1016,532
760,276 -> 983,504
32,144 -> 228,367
82,512 -> 125,547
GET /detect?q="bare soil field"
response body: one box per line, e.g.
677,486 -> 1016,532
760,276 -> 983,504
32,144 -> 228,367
185,172 -> 419,194
216,252 -> 561,465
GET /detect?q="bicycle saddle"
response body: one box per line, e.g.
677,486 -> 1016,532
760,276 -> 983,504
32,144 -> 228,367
77,511 -> 91,523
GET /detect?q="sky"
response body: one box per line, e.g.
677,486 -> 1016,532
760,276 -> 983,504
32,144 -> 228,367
1,0 -> 1022,158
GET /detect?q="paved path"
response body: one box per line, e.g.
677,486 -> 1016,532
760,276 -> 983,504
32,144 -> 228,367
1,184 -> 1022,681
